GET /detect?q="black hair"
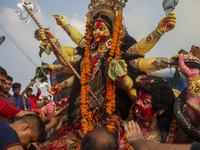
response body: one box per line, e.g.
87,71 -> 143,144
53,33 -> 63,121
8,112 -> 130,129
81,127 -> 118,150
27,88 -> 33,92
18,114 -> 45,142
135,75 -> 175,142
92,13 -> 113,35
12,82 -> 21,89
6,75 -> 13,82
0,66 -> 7,76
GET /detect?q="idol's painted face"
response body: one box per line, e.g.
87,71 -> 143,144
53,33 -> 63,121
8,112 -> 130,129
135,90 -> 155,121
93,21 -> 110,43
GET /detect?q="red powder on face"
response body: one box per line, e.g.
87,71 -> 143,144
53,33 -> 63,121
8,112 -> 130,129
95,21 -> 103,28
138,105 -> 154,117
136,91 -> 154,118
93,21 -> 108,43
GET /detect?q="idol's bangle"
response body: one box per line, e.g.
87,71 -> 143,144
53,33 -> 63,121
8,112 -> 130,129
156,27 -> 164,36
153,28 -> 163,41
63,23 -> 72,33
186,76 -> 200,98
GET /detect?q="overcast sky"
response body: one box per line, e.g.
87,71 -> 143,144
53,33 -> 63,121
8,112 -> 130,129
0,0 -> 200,96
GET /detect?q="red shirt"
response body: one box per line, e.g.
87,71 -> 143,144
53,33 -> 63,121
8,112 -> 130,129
28,90 -> 41,109
0,98 -> 21,119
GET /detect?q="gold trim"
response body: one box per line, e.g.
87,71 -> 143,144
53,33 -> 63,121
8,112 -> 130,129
186,76 -> 200,82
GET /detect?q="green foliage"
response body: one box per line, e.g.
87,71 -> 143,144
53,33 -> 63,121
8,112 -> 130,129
178,49 -> 188,55
35,62 -> 49,83
172,67 -> 180,87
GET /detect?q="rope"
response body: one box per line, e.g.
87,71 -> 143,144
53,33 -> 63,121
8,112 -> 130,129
0,22 -> 38,67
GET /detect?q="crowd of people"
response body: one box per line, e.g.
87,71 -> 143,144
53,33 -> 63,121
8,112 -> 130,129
1,0 -> 200,150
0,66 -> 59,149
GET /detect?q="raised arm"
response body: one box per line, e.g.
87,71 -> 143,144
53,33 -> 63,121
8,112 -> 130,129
126,12 -> 176,56
53,14 -> 85,48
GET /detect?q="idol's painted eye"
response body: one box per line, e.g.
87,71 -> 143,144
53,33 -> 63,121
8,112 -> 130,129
143,100 -> 147,104
99,27 -> 106,31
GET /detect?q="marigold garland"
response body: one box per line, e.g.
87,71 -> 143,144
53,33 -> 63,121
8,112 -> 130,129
106,12 -> 123,132
129,103 -> 135,119
80,21 -> 93,135
123,133 -> 131,150
122,103 -> 135,150
168,118 -> 177,143
81,12 -> 123,134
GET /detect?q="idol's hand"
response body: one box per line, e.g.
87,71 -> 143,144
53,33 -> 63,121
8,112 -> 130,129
157,12 -> 176,34
179,54 -> 200,79
53,14 -> 67,28
38,29 -> 57,43
47,84 -> 61,96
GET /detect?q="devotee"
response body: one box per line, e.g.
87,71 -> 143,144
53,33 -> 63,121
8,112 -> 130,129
124,54 -> 200,149
44,98 -> 55,118
26,87 -> 41,110
0,66 -> 30,119
81,127 -> 118,150
0,75 -> 17,124
124,120 -> 196,150
131,74 -> 175,142
42,96 -> 50,110
0,66 -> 7,89
35,96 -> 44,108
0,114 -> 45,150
24,78 -> 41,110
125,99 -> 200,150
12,82 -> 32,111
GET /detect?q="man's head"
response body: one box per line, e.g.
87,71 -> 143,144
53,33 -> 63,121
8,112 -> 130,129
2,75 -> 13,94
0,66 -> 7,89
135,75 -> 175,133
12,114 -> 45,146
43,96 -> 50,105
26,88 -> 33,97
12,82 -> 21,96
81,127 -> 118,150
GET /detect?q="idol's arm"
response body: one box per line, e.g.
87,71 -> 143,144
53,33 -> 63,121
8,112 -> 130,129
53,15 -> 85,48
126,12 -> 176,56
129,57 -> 170,72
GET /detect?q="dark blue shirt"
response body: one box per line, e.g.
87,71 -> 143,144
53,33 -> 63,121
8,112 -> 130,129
0,122 -> 21,150
13,95 -> 31,110
191,142 -> 200,150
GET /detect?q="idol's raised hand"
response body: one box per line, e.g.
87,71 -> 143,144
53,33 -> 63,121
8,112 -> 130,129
53,14 -> 67,28
157,12 -> 176,34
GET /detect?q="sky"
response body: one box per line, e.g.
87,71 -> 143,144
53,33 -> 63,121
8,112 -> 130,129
0,0 -> 200,96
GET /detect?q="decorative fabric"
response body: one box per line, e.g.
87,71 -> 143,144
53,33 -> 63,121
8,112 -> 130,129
108,59 -> 126,81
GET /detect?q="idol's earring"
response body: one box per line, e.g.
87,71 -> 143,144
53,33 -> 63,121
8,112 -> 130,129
106,38 -> 112,49
91,41 -> 97,49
